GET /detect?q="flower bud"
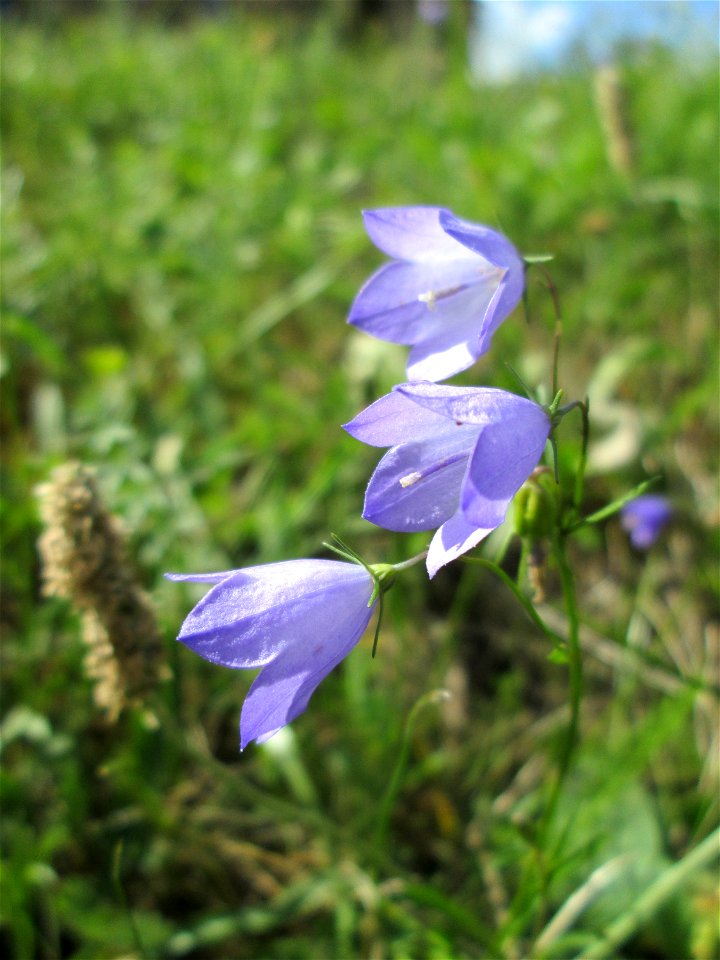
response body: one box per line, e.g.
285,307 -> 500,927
513,467 -> 558,541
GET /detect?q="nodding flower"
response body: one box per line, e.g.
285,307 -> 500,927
344,381 -> 551,577
348,206 -> 524,383
166,559 -> 381,749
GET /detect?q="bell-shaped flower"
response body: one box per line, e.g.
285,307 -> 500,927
344,381 -> 551,577
166,559 -> 377,749
620,494 -> 672,549
348,206 -> 525,383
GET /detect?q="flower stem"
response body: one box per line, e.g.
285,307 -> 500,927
537,265 -> 563,398
543,532 -> 584,838
391,550 -> 429,572
462,556 -> 563,649
572,399 -> 590,520
374,688 -> 451,853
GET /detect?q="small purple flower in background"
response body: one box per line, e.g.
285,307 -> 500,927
166,560 -> 377,749
621,494 -> 672,549
417,0 -> 449,26
348,206 -> 525,383
344,381 -> 551,577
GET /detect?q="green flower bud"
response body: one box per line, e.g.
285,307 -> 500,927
513,467 -> 559,540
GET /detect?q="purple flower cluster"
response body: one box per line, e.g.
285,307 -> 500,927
169,206 -> 550,747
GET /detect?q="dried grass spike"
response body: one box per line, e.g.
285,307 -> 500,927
36,461 -> 166,722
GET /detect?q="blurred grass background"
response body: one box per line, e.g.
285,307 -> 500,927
1,2 -> 718,958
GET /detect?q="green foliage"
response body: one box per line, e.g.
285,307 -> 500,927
2,7 -> 718,959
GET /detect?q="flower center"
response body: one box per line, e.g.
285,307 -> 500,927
399,451 -> 467,488
417,285 -> 463,310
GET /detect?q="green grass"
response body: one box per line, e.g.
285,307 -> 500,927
2,6 -> 718,959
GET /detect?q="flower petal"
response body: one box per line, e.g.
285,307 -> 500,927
362,427 -> 477,531
395,382 -> 538,427
347,262 -> 432,344
461,408 -> 551,529
240,595 -> 375,748
348,257 -> 502,349
344,387 -> 453,447
439,210 -> 523,274
363,206 -> 466,262
176,560 -> 373,670
426,510 -> 495,578
401,273 -> 507,380
406,338 -> 477,382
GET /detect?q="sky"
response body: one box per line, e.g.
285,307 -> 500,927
469,0 -> 719,81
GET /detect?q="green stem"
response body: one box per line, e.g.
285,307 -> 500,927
537,265 -> 563,399
391,550 -> 429,572
544,533 -> 584,832
112,841 -> 149,960
572,399 -> 590,520
374,689 -> 450,854
462,556 -> 563,649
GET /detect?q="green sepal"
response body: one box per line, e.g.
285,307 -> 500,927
323,536 -> 398,658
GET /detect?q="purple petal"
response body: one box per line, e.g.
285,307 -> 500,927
348,258 -> 502,348
404,272 -> 507,380
439,212 -> 525,337
482,267 -> 525,343
439,210 -> 523,274
240,595 -> 375,748
395,383 -> 540,427
426,510 -> 495,578
176,560 -> 373,670
461,407 -> 551,529
344,386 -> 453,447
362,426 -> 477,531
406,339 -> 477,383
347,263 -> 432,344
363,207 -> 465,262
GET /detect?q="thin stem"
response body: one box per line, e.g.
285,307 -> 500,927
374,689 -> 451,854
371,593 -> 383,658
463,556 -> 564,649
537,265 -> 563,398
543,533 -> 584,838
572,399 -> 590,520
112,841 -> 149,960
391,550 -> 428,572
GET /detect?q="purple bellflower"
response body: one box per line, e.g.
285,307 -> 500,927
621,494 -> 672,549
348,206 -> 525,383
344,381 -> 551,577
166,559 -> 380,749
